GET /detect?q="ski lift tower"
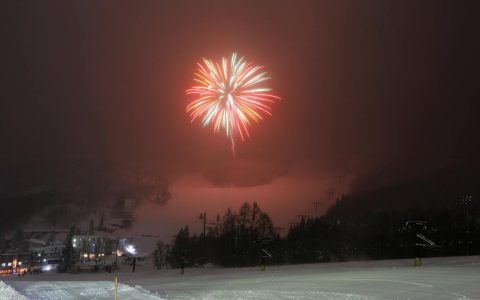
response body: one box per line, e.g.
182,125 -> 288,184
254,239 -> 273,271
402,220 -> 439,266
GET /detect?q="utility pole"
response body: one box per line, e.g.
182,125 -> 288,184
114,239 -> 119,268
199,212 -> 207,238
312,199 -> 322,214
326,188 -> 335,201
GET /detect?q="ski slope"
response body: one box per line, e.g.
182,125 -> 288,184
0,280 -> 160,299
2,256 -> 479,299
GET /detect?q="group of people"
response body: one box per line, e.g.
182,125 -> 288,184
17,267 -> 41,276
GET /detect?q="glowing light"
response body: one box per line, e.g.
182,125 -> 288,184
42,265 -> 52,271
125,244 -> 137,255
186,53 -> 280,155
0,268 -> 12,275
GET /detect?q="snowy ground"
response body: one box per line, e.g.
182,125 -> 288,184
0,280 -> 160,299
2,256 -> 479,299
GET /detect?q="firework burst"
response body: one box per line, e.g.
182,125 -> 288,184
186,53 -> 280,156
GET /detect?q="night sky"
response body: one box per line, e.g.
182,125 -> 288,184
1,1 -> 479,233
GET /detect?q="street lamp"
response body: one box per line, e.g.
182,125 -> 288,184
462,195 -> 472,255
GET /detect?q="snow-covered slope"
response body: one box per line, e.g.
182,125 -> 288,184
2,256 -> 479,299
0,281 -> 28,300
1,280 -> 163,299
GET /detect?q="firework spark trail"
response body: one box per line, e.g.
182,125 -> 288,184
186,53 -> 280,156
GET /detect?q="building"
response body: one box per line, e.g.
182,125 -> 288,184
0,253 -> 34,274
72,235 -> 107,262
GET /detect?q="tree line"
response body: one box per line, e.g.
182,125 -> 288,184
164,202 -> 283,268
163,193 -> 479,268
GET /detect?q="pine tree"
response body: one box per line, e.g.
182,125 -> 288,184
157,241 -> 166,269
60,225 -> 76,272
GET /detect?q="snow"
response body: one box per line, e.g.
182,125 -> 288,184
0,281 -> 27,300
168,290 -> 378,300
2,256 -> 479,299
1,280 -> 163,299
